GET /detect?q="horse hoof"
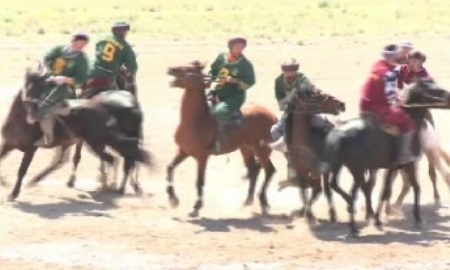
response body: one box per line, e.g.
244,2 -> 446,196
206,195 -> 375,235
306,212 -> 317,224
243,198 -> 253,206
188,210 -> 199,218
6,194 -> 16,202
375,220 -> 383,231
116,188 -> 125,195
329,212 -> 337,223
349,229 -> 361,238
67,176 -> 76,188
434,199 -> 442,207
291,208 -> 305,218
169,197 -> 180,208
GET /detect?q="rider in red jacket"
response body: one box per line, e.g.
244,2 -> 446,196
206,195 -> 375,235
360,44 -> 416,165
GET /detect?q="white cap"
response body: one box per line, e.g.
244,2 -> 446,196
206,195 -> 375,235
398,41 -> 413,49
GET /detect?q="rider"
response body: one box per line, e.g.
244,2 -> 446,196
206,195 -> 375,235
360,44 -> 416,165
208,35 -> 256,153
397,41 -> 414,65
35,32 -> 90,147
86,22 -> 137,94
398,50 -> 434,127
271,58 -> 333,144
398,50 -> 429,89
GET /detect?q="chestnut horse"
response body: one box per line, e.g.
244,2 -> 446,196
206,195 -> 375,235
166,61 -> 277,217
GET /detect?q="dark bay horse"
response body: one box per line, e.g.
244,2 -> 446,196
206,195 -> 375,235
167,61 -> 277,217
67,67 -> 142,194
281,88 -> 346,222
0,65 -> 152,200
320,78 -> 450,236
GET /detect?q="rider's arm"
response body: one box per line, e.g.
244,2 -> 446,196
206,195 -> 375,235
43,45 -> 63,68
235,60 -> 255,91
209,54 -> 221,78
123,45 -> 138,76
275,76 -> 287,110
70,53 -> 90,88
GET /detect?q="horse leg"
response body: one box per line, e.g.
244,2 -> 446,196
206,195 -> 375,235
0,142 -> 14,185
388,170 -> 409,215
166,149 -> 188,208
428,161 -> 440,205
329,166 -> 352,209
85,142 -> 117,190
403,163 -> 422,227
118,157 -> 141,195
240,146 -> 261,206
253,147 -> 276,216
323,173 -> 337,223
27,145 -> 71,187
189,156 -> 208,218
348,181 -> 361,237
375,168 -> 396,230
305,179 -> 322,223
68,142 -> 83,188
7,148 -> 37,201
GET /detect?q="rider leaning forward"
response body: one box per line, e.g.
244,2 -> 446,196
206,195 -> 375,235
35,32 -> 90,147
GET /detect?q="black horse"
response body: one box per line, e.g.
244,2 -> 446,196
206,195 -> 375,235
0,64 -> 152,201
320,78 -> 450,236
27,66 -> 144,195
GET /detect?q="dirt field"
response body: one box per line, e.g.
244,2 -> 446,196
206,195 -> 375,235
0,35 -> 450,269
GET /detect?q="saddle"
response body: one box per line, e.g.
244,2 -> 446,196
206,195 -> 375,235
206,89 -> 244,127
360,112 -> 400,136
80,77 -> 113,98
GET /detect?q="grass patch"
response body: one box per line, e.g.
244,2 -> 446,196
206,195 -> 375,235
0,0 -> 449,40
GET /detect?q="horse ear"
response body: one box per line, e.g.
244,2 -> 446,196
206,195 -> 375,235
36,61 -> 47,76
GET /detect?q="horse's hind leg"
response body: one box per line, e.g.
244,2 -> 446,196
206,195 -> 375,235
375,168 -> 397,229
167,149 -> 188,208
118,158 -> 141,195
8,148 -> 37,201
428,161 -> 440,205
253,146 -> 276,216
305,180 -> 322,223
68,142 -> 83,188
27,145 -> 71,188
86,143 -> 116,190
240,146 -> 261,206
323,173 -> 337,222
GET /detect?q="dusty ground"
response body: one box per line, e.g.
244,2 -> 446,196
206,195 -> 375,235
0,36 -> 450,269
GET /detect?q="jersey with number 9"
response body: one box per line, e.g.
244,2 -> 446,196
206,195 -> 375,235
89,34 -> 138,80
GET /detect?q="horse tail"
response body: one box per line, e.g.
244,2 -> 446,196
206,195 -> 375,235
106,128 -> 153,167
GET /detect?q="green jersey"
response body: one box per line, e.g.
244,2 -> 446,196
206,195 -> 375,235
89,34 -> 138,80
43,45 -> 90,87
209,52 -> 255,99
275,72 -> 314,110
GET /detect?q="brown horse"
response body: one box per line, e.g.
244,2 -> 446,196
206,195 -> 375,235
166,61 -> 277,217
281,88 -> 346,221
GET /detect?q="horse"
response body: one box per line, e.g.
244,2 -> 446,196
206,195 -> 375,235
320,78 -> 450,236
0,64 -> 152,201
67,66 -> 142,194
369,120 -> 450,215
166,61 -> 277,217
270,87 -> 346,222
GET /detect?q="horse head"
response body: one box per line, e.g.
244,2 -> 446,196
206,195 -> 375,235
167,61 -> 207,89
22,62 -> 49,124
287,86 -> 345,115
403,77 -> 450,109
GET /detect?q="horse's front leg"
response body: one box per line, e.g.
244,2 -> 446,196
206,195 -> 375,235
0,142 -> 14,186
8,148 -> 37,201
67,142 -> 83,188
189,156 -> 208,218
166,149 -> 188,208
27,145 -> 71,188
